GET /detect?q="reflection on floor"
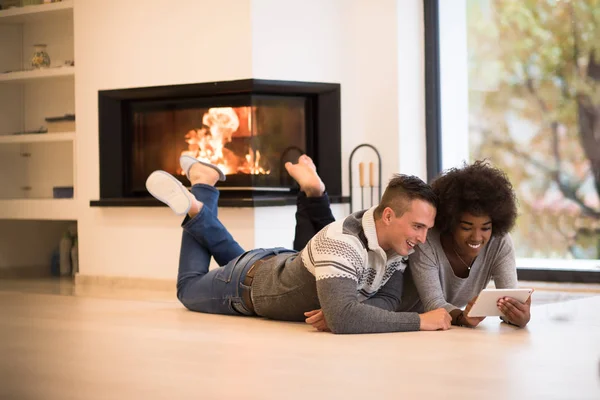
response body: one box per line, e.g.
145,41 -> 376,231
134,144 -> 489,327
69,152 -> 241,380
0,277 -> 598,305
0,278 -> 176,303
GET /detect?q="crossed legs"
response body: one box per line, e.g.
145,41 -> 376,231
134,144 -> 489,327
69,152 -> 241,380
146,155 -> 335,315
284,155 -> 335,250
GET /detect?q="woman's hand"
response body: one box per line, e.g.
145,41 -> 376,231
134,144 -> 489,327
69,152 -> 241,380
304,309 -> 331,332
498,293 -> 532,328
460,296 -> 486,328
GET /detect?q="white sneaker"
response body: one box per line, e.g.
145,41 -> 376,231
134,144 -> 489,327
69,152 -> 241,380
179,155 -> 226,182
145,170 -> 192,215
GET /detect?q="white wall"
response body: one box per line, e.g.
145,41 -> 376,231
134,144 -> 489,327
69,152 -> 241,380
438,0 -> 469,170
75,0 -> 256,279
74,0 -> 426,280
398,0 -> 428,178
252,0 -> 422,204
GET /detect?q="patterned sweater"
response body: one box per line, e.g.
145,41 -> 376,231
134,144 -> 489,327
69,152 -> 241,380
251,207 -> 421,334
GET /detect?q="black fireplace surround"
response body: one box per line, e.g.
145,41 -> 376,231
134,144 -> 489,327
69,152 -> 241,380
90,79 -> 346,207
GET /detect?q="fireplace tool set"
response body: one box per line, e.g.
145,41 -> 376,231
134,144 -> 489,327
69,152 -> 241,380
348,144 -> 382,213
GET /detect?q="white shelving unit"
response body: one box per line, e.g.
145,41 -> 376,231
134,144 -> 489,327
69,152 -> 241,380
0,0 -> 76,221
0,2 -> 77,277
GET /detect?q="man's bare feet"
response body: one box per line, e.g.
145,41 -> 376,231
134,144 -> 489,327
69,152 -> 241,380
285,155 -> 325,197
189,162 -> 221,186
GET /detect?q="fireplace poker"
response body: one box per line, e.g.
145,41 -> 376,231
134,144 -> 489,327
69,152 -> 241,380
359,162 -> 365,209
369,162 -> 375,207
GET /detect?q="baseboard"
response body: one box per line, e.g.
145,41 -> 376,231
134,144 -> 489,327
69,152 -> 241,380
517,268 -> 600,283
0,265 -> 52,279
75,274 -> 175,292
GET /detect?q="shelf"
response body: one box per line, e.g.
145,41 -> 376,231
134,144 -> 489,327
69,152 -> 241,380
0,0 -> 73,24
0,198 -> 77,220
0,131 -> 75,144
90,195 -> 351,208
0,66 -> 75,84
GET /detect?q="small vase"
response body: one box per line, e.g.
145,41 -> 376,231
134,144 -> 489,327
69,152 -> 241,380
31,44 -> 51,69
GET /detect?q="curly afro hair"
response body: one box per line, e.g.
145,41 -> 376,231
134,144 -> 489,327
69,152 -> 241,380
431,160 -> 518,237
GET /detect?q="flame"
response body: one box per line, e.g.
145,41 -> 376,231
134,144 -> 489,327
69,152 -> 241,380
179,107 -> 270,176
245,149 -> 269,175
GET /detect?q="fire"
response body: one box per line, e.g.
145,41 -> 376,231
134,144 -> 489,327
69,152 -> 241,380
245,149 -> 269,175
179,107 -> 271,176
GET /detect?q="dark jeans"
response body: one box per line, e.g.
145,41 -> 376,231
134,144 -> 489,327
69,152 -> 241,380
292,192 -> 337,251
176,187 -> 335,316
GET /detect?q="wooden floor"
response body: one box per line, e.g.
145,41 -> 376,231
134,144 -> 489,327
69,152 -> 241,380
0,280 -> 599,400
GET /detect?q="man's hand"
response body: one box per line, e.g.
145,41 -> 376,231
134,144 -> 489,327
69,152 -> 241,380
461,295 -> 486,328
498,293 -> 532,328
304,309 -> 331,332
419,308 -> 451,331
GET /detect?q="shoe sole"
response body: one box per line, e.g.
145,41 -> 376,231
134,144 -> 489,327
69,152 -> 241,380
180,155 -> 226,182
145,171 -> 191,216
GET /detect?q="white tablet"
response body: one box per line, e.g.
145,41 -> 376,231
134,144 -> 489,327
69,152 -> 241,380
467,288 -> 533,318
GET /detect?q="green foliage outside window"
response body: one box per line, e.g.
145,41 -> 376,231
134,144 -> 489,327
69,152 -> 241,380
467,0 -> 600,259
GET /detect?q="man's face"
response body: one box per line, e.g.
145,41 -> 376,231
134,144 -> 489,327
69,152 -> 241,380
451,212 -> 492,258
382,199 -> 436,256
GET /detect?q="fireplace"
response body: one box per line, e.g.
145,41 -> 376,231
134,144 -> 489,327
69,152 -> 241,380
91,79 -> 343,207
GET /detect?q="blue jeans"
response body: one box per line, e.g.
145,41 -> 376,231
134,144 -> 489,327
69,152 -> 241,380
176,185 -> 335,316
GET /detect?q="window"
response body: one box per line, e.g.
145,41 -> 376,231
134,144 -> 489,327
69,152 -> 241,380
426,0 -> 600,281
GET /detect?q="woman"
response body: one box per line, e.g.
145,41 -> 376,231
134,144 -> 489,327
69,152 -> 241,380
409,161 -> 531,328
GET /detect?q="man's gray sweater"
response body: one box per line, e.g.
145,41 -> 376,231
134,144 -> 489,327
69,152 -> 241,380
250,207 -> 421,334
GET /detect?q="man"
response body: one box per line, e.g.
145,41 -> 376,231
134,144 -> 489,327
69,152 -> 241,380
146,155 -> 451,334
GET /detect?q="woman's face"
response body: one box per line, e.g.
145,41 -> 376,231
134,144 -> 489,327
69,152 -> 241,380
452,212 -> 492,257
